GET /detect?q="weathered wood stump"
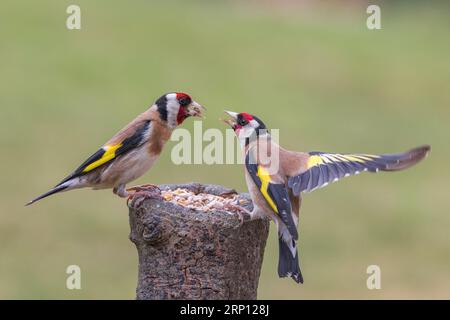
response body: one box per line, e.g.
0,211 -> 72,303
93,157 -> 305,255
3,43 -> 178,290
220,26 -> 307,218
128,183 -> 270,300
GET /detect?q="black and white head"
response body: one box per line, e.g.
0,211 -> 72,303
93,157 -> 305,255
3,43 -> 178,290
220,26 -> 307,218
154,92 -> 205,129
223,111 -> 268,142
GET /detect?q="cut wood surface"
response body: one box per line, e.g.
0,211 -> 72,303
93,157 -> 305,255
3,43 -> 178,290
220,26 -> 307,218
128,183 -> 270,300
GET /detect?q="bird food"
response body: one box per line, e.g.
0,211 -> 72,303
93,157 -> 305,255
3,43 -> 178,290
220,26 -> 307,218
161,188 -> 249,214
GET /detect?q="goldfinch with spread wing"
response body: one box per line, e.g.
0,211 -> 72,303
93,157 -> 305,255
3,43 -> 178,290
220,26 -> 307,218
27,92 -> 205,206
224,111 -> 430,283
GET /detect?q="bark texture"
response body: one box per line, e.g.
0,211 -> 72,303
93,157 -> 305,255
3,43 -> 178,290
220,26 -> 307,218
128,183 -> 270,300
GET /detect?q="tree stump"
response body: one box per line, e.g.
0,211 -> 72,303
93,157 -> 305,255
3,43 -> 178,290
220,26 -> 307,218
128,183 -> 270,300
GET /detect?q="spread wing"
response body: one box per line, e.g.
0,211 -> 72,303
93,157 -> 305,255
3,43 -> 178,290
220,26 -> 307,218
57,120 -> 151,186
288,145 -> 430,196
246,153 -> 298,240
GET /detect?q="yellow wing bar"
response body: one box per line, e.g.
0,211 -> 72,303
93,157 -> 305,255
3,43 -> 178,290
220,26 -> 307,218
82,144 -> 122,173
306,153 -> 377,169
256,166 -> 278,214
245,152 -> 298,240
289,146 -> 430,195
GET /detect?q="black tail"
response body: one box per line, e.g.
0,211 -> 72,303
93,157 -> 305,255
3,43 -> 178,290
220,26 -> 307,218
278,237 -> 303,284
25,184 -> 69,206
379,145 -> 431,171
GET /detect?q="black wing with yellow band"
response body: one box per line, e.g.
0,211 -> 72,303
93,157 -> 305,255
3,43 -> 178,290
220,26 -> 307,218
58,120 -> 151,186
245,153 -> 298,240
288,145 -> 430,196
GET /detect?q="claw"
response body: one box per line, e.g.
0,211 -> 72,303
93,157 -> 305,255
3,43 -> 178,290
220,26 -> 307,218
127,184 -> 162,209
127,184 -> 161,193
235,212 -> 245,227
222,203 -> 251,227
218,190 -> 238,198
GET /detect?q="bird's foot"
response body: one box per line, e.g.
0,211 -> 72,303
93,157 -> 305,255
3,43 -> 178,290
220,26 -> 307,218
127,184 -> 161,192
223,203 -> 252,227
127,184 -> 162,209
218,189 -> 238,198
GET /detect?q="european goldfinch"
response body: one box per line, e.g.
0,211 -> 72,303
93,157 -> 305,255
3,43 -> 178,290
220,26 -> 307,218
27,92 -> 205,206
224,111 -> 430,283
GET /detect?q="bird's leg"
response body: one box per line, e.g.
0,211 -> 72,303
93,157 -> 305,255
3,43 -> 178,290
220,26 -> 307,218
231,206 -> 262,227
218,189 -> 238,198
126,184 -> 162,208
113,184 -> 128,198
127,183 -> 161,191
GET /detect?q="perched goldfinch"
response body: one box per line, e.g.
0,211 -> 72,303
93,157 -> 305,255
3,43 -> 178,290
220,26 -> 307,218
224,111 -> 430,283
27,92 -> 205,206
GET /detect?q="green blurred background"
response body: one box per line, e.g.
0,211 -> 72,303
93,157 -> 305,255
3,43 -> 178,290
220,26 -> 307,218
1,0 -> 449,299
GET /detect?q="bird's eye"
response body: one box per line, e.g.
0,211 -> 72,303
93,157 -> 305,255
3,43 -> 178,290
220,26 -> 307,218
237,117 -> 248,126
179,97 -> 190,106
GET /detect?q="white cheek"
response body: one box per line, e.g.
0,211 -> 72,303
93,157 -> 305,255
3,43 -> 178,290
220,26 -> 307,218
249,119 -> 259,127
238,126 -> 254,139
237,126 -> 256,147
166,99 -> 180,128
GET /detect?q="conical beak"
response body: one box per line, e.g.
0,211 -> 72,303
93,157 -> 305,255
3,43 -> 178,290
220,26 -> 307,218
224,110 -> 238,119
188,101 -> 206,118
221,110 -> 238,128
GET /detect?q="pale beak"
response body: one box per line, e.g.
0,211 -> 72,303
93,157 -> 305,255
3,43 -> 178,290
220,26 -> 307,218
187,101 -> 206,118
221,110 -> 238,128
224,110 -> 239,119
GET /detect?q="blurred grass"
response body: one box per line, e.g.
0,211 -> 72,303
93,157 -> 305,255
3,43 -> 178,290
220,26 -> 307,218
0,0 -> 449,299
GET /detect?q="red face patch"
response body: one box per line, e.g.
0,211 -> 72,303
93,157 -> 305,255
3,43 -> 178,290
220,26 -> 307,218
175,92 -> 192,125
240,113 -> 254,121
177,107 -> 187,124
176,92 -> 191,102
